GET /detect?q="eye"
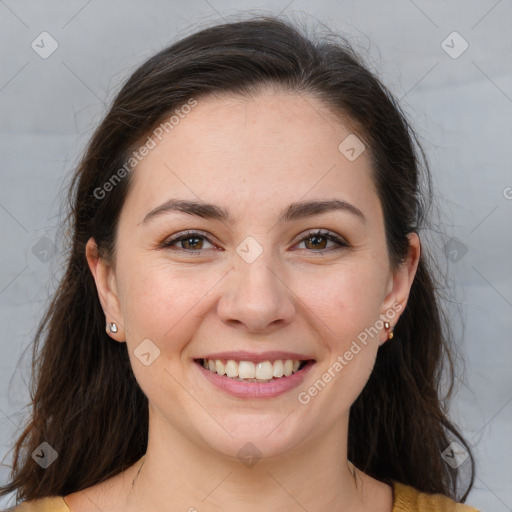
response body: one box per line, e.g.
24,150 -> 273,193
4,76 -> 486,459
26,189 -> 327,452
160,230 -> 217,252
159,229 -> 349,255
294,230 -> 348,253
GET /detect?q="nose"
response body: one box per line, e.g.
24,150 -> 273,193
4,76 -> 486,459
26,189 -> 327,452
217,252 -> 296,334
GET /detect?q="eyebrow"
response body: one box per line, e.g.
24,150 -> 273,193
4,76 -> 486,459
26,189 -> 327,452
141,198 -> 366,225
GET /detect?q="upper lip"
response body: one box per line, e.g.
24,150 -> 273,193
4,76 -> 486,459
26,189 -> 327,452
197,351 -> 315,363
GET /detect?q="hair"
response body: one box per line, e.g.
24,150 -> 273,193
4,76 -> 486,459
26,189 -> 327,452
1,13 -> 475,504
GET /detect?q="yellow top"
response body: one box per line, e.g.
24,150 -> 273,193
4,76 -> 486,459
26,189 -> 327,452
7,481 -> 480,511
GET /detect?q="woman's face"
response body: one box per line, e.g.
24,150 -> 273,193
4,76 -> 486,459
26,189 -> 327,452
88,90 -> 419,460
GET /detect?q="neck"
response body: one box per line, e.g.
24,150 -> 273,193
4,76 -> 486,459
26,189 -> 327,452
124,410 -> 365,512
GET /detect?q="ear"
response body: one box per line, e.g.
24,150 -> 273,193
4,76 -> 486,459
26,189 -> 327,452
379,232 -> 421,345
85,237 -> 126,342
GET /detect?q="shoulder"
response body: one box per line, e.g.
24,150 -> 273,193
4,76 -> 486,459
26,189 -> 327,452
4,496 -> 69,512
392,481 -> 480,512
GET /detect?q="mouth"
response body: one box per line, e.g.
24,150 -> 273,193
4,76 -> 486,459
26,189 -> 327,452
196,357 -> 312,382
193,354 -> 316,398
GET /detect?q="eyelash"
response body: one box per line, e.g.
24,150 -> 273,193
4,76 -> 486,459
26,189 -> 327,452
160,229 -> 349,255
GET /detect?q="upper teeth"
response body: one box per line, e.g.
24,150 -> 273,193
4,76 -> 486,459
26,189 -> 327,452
203,359 -> 302,381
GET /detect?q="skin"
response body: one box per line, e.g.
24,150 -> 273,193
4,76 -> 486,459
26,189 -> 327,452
69,89 -> 420,512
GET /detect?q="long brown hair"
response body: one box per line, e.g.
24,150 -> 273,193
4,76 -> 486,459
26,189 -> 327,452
1,14 -> 475,503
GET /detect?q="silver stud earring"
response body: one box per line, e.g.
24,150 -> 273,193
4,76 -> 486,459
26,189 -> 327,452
107,322 -> 118,333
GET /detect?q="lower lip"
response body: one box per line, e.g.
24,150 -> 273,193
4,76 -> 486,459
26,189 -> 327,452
195,360 -> 315,398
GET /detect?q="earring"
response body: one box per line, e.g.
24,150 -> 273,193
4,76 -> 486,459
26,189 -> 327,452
383,321 -> 394,340
107,322 -> 118,334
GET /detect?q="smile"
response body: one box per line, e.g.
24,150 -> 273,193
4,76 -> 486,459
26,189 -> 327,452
194,354 -> 316,398
200,358 -> 308,382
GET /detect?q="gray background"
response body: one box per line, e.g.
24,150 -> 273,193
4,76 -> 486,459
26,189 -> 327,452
1,1 -> 511,510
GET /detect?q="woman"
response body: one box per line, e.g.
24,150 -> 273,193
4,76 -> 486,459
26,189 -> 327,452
1,15 -> 480,511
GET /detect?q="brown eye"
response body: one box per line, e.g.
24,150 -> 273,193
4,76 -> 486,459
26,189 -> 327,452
162,231 -> 216,252
180,236 -> 204,250
304,234 -> 328,250
295,230 -> 348,252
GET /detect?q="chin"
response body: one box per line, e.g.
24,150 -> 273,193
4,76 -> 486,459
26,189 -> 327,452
194,411 -> 309,463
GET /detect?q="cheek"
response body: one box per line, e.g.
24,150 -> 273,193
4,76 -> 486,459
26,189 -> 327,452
118,257 -> 220,346
292,259 -> 386,343
292,260 -> 385,405
295,266 -> 382,417
117,261 -> 218,401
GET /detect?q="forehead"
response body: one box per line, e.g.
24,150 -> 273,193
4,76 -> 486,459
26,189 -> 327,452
121,90 -> 380,224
